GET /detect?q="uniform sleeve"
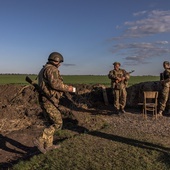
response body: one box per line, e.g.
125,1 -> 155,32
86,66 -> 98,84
164,69 -> 170,79
44,66 -> 70,92
108,70 -> 117,80
122,69 -> 130,80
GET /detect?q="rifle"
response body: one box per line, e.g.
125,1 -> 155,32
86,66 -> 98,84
128,70 -> 135,74
25,76 -> 58,108
115,70 -> 135,83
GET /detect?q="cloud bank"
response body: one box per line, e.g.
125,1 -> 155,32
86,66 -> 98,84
112,10 -> 170,65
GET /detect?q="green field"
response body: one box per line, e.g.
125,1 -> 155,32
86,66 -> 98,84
0,74 -> 160,86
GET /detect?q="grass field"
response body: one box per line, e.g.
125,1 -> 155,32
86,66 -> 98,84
0,74 -> 160,86
12,121 -> 170,170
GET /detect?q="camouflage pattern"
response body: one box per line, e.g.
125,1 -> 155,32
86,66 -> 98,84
108,68 -> 129,110
39,102 -> 62,148
38,63 -> 71,99
37,62 -> 70,149
113,88 -> 127,110
159,68 -> 170,112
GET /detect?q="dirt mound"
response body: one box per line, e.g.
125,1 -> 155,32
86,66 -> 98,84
0,83 -> 110,168
0,85 -> 42,134
0,81 -> 163,134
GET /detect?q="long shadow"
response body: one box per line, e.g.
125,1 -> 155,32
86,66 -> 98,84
63,119 -> 170,154
0,134 -> 33,154
0,134 -> 39,169
63,118 -> 169,153
88,130 -> 170,153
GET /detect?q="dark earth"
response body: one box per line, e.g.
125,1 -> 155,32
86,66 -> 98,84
0,82 -> 170,169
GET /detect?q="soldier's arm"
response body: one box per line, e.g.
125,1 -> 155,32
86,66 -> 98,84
44,67 -> 74,92
108,70 -> 118,80
124,70 -> 130,80
163,70 -> 170,84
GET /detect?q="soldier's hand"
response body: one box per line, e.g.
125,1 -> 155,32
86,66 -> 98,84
68,86 -> 76,93
121,77 -> 125,81
118,77 -> 123,82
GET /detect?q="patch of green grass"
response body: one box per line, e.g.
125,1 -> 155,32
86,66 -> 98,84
0,74 -> 37,85
13,124 -> 170,170
0,74 -> 159,86
129,76 -> 160,86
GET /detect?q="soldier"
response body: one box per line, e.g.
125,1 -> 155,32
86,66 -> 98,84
158,61 -> 170,116
108,62 -> 130,114
33,52 -> 76,154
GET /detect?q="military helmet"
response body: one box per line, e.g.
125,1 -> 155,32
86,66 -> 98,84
113,62 -> 121,66
163,61 -> 169,66
48,52 -> 64,63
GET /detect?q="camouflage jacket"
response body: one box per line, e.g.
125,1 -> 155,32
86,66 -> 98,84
108,68 -> 128,89
163,68 -> 170,87
38,62 -> 70,104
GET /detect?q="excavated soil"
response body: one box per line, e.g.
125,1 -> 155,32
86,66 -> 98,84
0,83 -> 170,169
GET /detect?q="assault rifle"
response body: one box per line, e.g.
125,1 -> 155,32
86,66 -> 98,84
25,76 -> 58,108
128,70 -> 135,74
115,70 -> 135,83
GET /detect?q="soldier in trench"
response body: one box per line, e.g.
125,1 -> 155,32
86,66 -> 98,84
158,61 -> 170,116
108,62 -> 130,115
33,52 -> 76,154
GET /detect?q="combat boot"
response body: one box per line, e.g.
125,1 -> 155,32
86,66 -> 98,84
158,110 -> 163,117
120,109 -> 126,114
45,144 -> 61,152
33,137 -> 47,154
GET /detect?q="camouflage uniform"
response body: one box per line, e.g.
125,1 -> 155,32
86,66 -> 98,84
37,62 -> 71,150
159,68 -> 170,113
108,66 -> 129,113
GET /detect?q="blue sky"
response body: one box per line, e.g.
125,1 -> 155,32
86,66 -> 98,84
0,0 -> 170,75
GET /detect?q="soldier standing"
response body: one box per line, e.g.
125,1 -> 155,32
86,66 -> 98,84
158,61 -> 170,116
108,62 -> 130,114
34,52 -> 76,154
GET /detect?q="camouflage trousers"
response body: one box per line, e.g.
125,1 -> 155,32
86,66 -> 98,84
159,85 -> 170,112
113,88 -> 127,110
39,102 -> 63,148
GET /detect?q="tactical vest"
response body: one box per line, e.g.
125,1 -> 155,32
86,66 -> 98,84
163,69 -> 170,88
38,64 -> 62,105
109,69 -> 127,89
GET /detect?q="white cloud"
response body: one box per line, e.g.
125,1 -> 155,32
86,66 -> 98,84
111,10 -> 170,65
122,10 -> 170,37
155,41 -> 168,44
133,11 -> 147,16
112,42 -> 170,65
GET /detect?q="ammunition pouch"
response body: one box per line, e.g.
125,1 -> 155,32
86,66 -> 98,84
112,82 -> 126,90
112,82 -> 121,90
